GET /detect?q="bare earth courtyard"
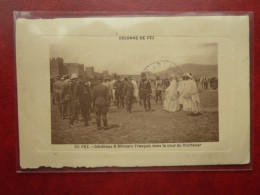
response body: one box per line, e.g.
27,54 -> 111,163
51,90 -> 218,144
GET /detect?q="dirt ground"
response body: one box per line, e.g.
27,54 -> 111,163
51,89 -> 218,144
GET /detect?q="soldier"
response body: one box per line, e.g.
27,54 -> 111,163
86,77 -> 93,113
90,76 -> 99,112
120,77 -> 128,108
61,75 -> 71,119
50,78 -> 55,105
138,73 -> 152,112
69,73 -> 80,128
53,76 -> 63,116
78,77 -> 91,126
155,75 -> 163,104
114,75 -> 123,108
123,76 -> 135,113
92,77 -> 110,130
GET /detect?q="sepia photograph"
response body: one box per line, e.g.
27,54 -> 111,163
50,40 -> 219,144
16,15 -> 250,168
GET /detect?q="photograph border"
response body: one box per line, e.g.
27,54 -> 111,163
15,11 -> 253,172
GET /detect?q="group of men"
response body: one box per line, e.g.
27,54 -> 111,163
162,73 -> 201,115
51,72 -> 154,130
51,71 -> 202,130
199,76 -> 212,89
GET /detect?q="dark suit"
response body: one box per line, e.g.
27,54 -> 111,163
69,80 -> 80,125
79,82 -> 91,126
138,79 -> 152,111
61,79 -> 71,119
92,83 -> 110,128
114,80 -> 124,108
124,81 -> 135,113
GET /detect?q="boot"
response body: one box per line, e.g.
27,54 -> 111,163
148,101 -> 151,112
96,119 -> 101,130
103,119 -> 109,130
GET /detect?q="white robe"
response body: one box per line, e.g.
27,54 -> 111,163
177,80 -> 185,104
110,79 -> 116,100
183,79 -> 201,113
163,80 -> 180,112
131,80 -> 139,98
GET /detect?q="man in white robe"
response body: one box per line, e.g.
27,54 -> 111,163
183,73 -> 201,114
163,75 -> 180,112
131,79 -> 138,98
110,77 -> 116,105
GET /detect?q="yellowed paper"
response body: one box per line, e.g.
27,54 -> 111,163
16,15 -> 250,169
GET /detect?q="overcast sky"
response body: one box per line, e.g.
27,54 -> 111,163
50,39 -> 217,75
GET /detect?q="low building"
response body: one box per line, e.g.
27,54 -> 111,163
102,70 -> 109,78
64,63 -> 84,78
85,67 -> 94,77
50,57 -> 64,78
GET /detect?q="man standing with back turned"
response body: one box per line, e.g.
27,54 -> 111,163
92,77 -> 110,130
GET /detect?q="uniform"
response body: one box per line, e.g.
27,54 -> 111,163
53,79 -> 63,115
92,83 -> 110,129
61,79 -> 71,119
155,79 -> 163,104
121,79 -> 128,107
114,80 -> 123,108
138,78 -> 152,111
90,79 -> 99,111
78,81 -> 91,126
124,81 -> 135,113
69,80 -> 80,126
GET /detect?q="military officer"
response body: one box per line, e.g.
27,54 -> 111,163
53,76 -> 63,116
78,77 -> 92,126
124,76 -> 135,113
69,73 -> 80,128
113,75 -> 123,108
92,77 -> 110,130
155,75 -> 163,104
138,73 -> 152,112
61,75 -> 71,119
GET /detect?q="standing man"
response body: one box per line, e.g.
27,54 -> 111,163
121,77 -> 128,107
124,76 -> 135,113
138,73 -> 152,112
155,75 -> 163,104
78,77 -> 91,126
61,75 -> 71,119
114,75 -> 123,108
92,77 -> 110,130
69,73 -> 80,128
111,75 -> 117,106
183,73 -> 201,115
90,76 -> 98,112
53,76 -> 63,116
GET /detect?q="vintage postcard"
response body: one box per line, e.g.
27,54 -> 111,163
16,14 -> 250,169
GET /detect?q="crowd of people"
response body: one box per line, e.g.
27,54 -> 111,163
51,72 -> 202,130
